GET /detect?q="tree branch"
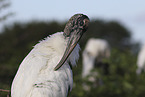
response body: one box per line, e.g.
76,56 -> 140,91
0,89 -> 10,92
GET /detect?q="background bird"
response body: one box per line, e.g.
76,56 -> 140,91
82,38 -> 110,78
11,14 -> 89,97
136,44 -> 145,75
81,38 -> 110,91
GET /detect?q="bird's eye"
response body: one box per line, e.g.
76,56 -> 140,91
80,21 -> 84,26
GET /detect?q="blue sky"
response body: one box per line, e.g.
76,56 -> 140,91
2,0 -> 145,44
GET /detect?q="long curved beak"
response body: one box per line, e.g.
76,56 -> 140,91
54,31 -> 83,71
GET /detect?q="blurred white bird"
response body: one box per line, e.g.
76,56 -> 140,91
82,38 -> 110,78
11,14 -> 89,97
136,44 -> 145,75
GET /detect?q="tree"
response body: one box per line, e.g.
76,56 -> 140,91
81,20 -> 135,51
0,0 -> 13,22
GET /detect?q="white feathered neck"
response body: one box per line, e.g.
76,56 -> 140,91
34,32 -> 80,68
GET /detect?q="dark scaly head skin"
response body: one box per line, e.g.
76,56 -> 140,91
63,14 -> 89,37
54,14 -> 89,71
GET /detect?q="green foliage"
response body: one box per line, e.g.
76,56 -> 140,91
81,20 -> 133,51
70,49 -> 145,97
0,19 -> 142,96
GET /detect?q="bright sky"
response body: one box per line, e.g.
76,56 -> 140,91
2,0 -> 145,45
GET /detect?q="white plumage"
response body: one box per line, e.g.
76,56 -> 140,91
82,38 -> 110,78
11,14 -> 89,97
11,32 -> 80,97
136,44 -> 145,75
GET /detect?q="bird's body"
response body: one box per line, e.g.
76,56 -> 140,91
11,14 -> 89,97
82,38 -> 110,78
11,32 -> 80,97
136,44 -> 145,75
82,38 -> 110,91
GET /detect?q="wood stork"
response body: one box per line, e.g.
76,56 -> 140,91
82,38 -> 110,91
11,14 -> 89,97
136,44 -> 145,75
82,38 -> 110,78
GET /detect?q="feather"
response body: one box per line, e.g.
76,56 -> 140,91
11,32 -> 80,97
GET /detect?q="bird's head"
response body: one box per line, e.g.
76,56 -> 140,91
54,13 -> 89,71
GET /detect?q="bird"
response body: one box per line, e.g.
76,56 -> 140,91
11,14 -> 89,97
81,38 -> 110,91
136,44 -> 145,75
82,38 -> 110,78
